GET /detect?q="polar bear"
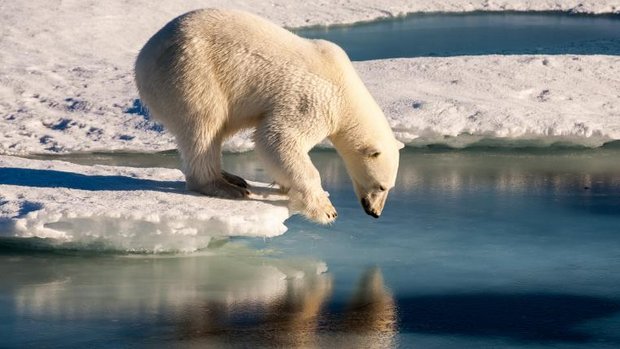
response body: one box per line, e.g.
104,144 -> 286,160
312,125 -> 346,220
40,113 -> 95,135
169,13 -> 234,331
135,9 -> 403,224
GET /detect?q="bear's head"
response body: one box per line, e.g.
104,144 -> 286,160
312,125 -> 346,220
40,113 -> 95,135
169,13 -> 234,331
343,139 -> 404,219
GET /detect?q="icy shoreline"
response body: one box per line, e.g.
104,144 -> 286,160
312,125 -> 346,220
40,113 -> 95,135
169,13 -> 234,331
0,155 -> 290,251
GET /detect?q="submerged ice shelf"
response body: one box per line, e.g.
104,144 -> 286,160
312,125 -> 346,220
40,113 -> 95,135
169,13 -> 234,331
0,155 -> 290,252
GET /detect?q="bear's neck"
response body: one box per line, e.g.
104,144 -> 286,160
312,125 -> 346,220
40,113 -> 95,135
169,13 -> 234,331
328,107 -> 389,156
329,99 -> 388,151
327,65 -> 391,154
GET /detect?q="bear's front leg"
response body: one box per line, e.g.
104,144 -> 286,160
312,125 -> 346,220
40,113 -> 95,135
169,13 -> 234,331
254,127 -> 337,224
289,185 -> 338,224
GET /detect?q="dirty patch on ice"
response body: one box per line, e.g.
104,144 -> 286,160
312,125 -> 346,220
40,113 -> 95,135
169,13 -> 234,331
0,156 -> 290,252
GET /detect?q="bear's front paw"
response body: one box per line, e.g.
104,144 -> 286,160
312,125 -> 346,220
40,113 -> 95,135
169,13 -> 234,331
293,193 -> 338,225
307,203 -> 338,225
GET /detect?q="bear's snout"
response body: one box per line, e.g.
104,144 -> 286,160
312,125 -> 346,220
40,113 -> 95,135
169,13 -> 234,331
361,197 -> 380,218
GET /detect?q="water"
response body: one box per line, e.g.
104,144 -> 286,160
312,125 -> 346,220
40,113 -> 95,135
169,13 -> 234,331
296,12 -> 620,60
3,148 -> 620,348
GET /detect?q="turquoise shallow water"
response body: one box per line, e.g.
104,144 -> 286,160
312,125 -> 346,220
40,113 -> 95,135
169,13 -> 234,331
296,12 -> 620,60
2,149 -> 620,348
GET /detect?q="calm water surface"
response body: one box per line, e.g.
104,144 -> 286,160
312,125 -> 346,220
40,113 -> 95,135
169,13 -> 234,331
2,149 -> 620,348
296,12 -> 620,60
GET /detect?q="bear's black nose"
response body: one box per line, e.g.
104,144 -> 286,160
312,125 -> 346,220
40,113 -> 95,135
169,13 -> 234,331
361,198 -> 380,218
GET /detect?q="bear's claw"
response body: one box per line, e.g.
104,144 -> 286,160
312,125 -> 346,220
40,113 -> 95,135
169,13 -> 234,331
188,179 -> 250,199
305,200 -> 338,225
222,171 -> 249,188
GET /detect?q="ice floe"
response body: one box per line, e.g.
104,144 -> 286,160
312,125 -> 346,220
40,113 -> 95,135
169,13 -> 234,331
358,55 -> 620,148
0,155 -> 289,252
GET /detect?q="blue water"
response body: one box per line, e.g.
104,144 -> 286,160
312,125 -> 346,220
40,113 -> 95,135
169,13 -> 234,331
296,12 -> 620,60
2,149 -> 620,348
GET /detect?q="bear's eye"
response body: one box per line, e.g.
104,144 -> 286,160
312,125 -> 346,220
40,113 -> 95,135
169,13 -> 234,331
378,185 -> 387,191
370,151 -> 381,158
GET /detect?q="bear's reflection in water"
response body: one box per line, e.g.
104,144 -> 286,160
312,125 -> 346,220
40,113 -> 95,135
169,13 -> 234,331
7,250 -> 396,348
177,268 -> 396,349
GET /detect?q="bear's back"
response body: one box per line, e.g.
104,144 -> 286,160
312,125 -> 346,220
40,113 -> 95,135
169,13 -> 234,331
135,8 -> 361,131
138,9 -> 343,91
175,9 -> 317,68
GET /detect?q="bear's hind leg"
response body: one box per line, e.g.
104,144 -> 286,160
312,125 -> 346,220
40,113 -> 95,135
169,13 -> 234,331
188,176 -> 249,199
178,120 -> 249,199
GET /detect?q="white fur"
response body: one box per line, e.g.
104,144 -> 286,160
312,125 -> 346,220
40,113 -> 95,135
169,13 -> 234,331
135,9 -> 401,224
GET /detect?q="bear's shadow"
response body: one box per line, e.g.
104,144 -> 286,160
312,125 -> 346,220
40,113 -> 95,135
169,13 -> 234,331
0,167 -> 288,204
0,167 -> 184,192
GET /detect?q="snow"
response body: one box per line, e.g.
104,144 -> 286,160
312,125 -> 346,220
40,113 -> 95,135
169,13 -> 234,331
0,155 -> 290,252
359,55 -> 620,148
1,1 -> 619,155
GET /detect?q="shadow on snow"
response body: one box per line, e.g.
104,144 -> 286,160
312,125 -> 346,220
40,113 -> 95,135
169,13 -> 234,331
0,167 -> 183,192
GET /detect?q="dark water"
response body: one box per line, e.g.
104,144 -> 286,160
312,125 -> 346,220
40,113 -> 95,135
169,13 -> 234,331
296,12 -> 620,60
3,149 -> 620,348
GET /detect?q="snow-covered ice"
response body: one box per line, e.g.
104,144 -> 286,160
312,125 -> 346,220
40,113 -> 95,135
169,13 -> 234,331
0,155 -> 290,252
1,1 -> 620,154
360,55 -> 620,148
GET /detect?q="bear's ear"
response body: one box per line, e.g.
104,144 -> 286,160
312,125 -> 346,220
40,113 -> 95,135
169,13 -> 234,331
360,146 -> 381,158
395,140 -> 405,150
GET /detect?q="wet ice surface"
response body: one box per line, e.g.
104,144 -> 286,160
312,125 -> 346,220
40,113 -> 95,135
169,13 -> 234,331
1,149 -> 620,348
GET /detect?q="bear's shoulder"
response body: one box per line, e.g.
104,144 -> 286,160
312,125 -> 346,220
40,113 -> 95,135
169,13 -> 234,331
311,39 -> 350,63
